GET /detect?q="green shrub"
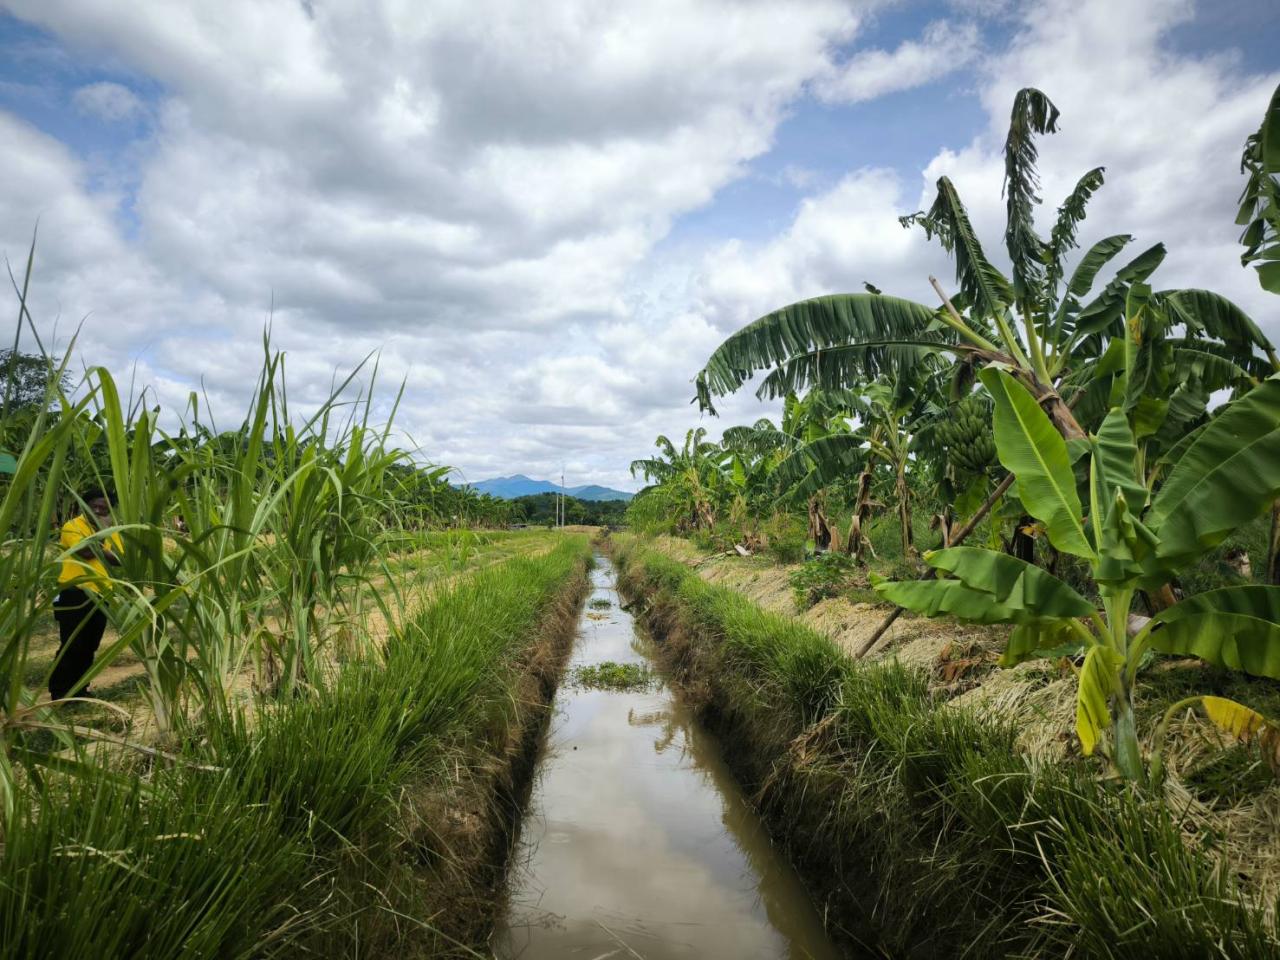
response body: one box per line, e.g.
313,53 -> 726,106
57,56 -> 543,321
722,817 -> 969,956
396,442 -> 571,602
766,531 -> 806,564
788,552 -> 860,609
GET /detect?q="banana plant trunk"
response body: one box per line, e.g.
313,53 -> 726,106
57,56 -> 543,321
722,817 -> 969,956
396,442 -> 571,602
1112,694 -> 1144,781
1016,371 -> 1087,441
1007,514 -> 1036,563
935,507 -> 954,548
696,497 -> 715,531
845,462 -> 875,562
808,497 -> 833,551
1268,499 -> 1280,585
895,458 -> 915,558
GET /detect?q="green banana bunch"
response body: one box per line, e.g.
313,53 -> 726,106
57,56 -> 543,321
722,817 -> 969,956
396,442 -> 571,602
934,395 -> 996,477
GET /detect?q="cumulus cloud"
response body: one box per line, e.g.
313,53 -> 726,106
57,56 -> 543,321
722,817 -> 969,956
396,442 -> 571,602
71,80 -> 145,121
814,19 -> 980,103
2,0 -> 866,488
0,0 -> 1276,492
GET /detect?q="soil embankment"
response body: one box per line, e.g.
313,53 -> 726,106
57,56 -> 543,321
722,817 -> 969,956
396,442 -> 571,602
391,551 -> 592,954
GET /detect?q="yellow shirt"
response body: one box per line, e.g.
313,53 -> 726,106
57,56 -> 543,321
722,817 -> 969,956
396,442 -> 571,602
58,515 -> 123,593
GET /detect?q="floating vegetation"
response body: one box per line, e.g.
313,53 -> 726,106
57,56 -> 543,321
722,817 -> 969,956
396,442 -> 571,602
589,598 -> 612,610
571,661 -> 656,691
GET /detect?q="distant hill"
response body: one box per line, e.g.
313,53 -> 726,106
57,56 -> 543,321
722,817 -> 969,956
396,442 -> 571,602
567,484 -> 634,502
463,474 -> 633,502
511,492 -> 628,525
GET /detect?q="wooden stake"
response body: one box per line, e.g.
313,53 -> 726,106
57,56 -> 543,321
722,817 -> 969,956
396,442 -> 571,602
853,472 -> 1015,659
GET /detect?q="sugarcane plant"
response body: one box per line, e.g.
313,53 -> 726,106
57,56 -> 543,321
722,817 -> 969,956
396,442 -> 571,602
874,365 -> 1280,780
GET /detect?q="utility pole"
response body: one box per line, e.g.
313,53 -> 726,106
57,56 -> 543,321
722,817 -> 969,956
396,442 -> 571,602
559,465 -> 565,528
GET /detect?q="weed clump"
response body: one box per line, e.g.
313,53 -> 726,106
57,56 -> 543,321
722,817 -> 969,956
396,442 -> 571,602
788,552 -> 862,609
571,661 -> 656,691
588,598 -> 612,610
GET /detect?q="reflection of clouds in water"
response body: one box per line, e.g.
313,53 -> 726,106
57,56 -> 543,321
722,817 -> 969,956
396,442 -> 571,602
504,812 -> 783,958
628,706 -> 678,753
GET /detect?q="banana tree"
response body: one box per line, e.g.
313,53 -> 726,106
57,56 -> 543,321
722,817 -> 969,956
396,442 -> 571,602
1238,81 -> 1280,582
695,88 -> 1274,456
1238,81 -> 1280,293
721,390 -> 859,549
875,367 -> 1280,780
765,374 -> 942,562
630,428 -> 727,534
850,381 -> 923,559
715,420 -> 781,541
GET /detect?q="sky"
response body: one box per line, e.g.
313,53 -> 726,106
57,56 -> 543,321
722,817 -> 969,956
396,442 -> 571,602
1,0 -> 1277,492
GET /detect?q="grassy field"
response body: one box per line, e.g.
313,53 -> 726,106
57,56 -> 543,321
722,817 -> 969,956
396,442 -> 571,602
613,532 -> 1280,958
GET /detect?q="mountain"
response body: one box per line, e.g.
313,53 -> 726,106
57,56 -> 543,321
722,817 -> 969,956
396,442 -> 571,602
566,484 -> 634,502
463,474 -> 633,502
465,474 -> 554,498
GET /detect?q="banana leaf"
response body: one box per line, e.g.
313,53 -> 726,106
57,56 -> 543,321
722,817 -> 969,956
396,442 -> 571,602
1146,586 -> 1280,679
1149,375 -> 1280,565
980,367 -> 1094,559
1000,619 -> 1084,667
924,546 -> 1095,619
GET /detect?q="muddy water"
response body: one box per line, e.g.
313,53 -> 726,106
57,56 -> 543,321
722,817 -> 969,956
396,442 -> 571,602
496,554 -> 843,960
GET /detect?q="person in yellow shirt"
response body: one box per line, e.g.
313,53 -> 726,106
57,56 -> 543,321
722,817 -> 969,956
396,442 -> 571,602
51,487 -> 122,701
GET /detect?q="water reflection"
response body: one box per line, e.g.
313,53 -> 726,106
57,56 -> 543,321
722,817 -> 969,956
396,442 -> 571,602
495,556 -> 844,960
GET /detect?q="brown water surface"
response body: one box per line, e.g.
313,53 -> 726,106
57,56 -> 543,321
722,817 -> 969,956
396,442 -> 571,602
495,554 -> 844,960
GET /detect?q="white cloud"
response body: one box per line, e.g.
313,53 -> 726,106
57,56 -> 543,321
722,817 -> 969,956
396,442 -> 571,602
1,0 -> 1277,493
2,0 -> 865,489
71,81 -> 145,121
695,168 -> 944,326
814,19 -> 980,104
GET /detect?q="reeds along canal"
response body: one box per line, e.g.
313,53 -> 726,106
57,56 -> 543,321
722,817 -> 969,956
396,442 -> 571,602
496,552 -> 841,960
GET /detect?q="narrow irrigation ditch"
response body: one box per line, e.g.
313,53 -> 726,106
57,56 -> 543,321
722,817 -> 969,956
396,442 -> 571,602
496,548 -> 841,959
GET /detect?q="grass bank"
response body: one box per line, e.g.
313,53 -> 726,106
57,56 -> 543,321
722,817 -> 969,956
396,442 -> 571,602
611,534 -> 1279,958
1,535 -> 591,959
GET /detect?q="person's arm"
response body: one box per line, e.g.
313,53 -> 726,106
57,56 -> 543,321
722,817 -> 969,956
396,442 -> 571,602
66,523 -> 120,566
73,543 -> 120,566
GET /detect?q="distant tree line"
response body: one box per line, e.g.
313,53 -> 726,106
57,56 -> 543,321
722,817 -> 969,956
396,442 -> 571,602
511,492 -> 628,526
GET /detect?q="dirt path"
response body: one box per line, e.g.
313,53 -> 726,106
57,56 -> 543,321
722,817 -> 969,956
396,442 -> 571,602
647,535 -> 992,666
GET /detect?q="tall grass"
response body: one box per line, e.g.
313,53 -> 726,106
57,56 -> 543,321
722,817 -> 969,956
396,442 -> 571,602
2,313 -> 411,815
614,536 -> 1280,958
0,537 -> 590,957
